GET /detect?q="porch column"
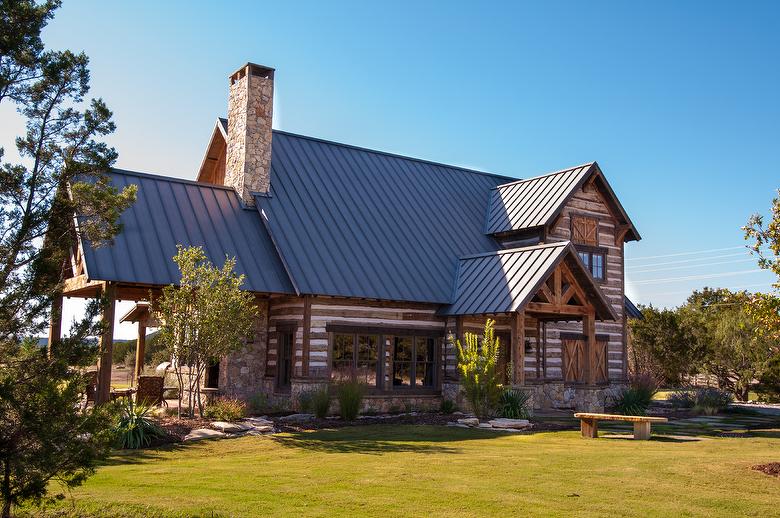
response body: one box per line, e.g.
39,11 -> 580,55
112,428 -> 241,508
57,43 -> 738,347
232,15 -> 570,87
584,309 -> 597,386
134,317 -> 147,381
47,293 -> 63,359
511,310 -> 525,385
95,282 -> 116,405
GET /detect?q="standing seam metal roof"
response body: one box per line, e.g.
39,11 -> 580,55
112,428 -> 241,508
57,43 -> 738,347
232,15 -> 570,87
255,131 -> 512,304
485,163 -> 594,235
440,241 -> 615,318
81,169 -> 294,294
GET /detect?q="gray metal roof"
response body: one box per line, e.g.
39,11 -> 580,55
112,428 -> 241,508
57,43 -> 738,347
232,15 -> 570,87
81,169 -> 295,294
440,241 -> 615,318
255,131 -> 513,303
485,163 -> 594,235
624,296 -> 643,319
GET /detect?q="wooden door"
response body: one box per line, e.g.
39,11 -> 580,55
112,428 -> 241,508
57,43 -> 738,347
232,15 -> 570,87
594,338 -> 608,384
277,330 -> 293,390
562,338 -> 585,383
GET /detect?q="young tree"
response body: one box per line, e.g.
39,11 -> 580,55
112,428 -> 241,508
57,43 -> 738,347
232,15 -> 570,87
154,246 -> 258,418
0,2 -> 136,515
743,190 -> 780,341
455,319 -> 502,419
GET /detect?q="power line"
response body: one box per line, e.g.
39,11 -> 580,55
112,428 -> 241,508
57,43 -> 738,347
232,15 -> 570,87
625,246 -> 747,262
629,257 -> 756,275
630,269 -> 765,285
630,282 -> 775,299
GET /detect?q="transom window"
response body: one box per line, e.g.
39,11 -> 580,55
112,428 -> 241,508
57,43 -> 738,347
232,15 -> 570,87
578,250 -> 606,281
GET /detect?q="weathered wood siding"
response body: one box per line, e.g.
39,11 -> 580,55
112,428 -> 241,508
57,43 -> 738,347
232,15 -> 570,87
267,296 -> 305,379
544,184 -> 626,381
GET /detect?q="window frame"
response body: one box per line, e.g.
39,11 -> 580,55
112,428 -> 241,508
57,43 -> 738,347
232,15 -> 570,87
275,322 -> 297,392
391,335 -> 438,391
576,245 -> 607,282
329,332 -> 383,390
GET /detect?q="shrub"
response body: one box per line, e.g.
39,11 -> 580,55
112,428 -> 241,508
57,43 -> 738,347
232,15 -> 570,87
456,319 -> 502,418
114,398 -> 165,449
202,397 -> 247,421
439,399 -> 457,414
298,391 -> 314,413
693,387 -> 732,415
336,381 -> 364,420
757,355 -> 780,402
668,389 -> 696,408
311,387 -> 331,418
497,388 -> 531,419
248,392 -> 268,415
612,374 -> 658,416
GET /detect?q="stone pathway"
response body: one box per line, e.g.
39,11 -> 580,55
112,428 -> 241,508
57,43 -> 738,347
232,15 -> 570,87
184,416 -> 276,441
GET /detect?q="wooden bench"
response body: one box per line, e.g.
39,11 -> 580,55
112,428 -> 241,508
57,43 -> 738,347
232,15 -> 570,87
574,412 -> 668,440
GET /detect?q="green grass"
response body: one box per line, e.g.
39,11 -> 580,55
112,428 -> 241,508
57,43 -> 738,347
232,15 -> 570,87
30,425 -> 780,518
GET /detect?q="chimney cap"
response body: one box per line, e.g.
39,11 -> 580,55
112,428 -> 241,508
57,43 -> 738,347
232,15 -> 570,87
230,62 -> 275,82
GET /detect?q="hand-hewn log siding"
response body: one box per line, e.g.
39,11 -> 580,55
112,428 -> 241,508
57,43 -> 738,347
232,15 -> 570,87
267,297 -> 305,378
308,297 -> 445,379
545,185 -> 627,381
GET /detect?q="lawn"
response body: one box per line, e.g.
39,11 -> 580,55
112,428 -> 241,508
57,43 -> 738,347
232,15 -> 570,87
31,425 -> 779,518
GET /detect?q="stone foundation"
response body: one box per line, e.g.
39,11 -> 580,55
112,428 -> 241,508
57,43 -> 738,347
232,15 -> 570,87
526,382 -> 625,412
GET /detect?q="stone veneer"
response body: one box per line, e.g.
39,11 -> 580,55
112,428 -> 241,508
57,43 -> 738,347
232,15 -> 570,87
219,299 -> 270,399
225,64 -> 274,205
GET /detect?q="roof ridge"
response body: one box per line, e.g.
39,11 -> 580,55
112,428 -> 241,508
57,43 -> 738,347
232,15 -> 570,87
493,162 -> 596,189
458,241 -> 570,260
110,168 -> 237,191
270,129 -> 517,182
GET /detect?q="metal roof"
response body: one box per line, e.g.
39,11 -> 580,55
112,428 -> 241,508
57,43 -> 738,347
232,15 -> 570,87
439,241 -> 615,318
255,131 -> 513,303
81,169 -> 295,294
624,296 -> 643,319
485,163 -> 594,235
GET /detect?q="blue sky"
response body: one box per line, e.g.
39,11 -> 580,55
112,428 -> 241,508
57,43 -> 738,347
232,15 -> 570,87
2,1 -> 779,336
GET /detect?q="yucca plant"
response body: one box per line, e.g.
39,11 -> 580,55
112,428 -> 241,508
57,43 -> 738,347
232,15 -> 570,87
455,319 -> 502,418
498,388 -> 532,419
115,398 -> 165,449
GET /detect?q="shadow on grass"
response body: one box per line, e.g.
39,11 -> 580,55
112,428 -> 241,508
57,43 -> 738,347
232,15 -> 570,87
269,425 -> 511,455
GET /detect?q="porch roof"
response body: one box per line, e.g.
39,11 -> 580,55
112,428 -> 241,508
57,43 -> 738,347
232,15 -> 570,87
438,241 -> 615,319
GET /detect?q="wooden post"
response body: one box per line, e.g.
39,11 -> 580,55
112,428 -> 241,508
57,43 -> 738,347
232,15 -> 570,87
580,418 -> 598,439
633,421 -> 651,440
584,309 -> 597,386
95,283 -> 116,405
134,318 -> 147,381
302,296 -> 311,377
47,293 -> 63,359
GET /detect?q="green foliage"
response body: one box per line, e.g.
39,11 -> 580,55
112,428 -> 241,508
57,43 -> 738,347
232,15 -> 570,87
628,305 -> 699,385
497,388 -> 531,419
692,388 -> 732,415
335,381 -> 363,420
611,374 -> 657,416
202,397 -> 247,422
154,246 -> 259,418
757,355 -> 780,402
247,392 -> 268,415
297,391 -> 313,413
439,399 -> 457,414
0,337 -> 116,518
114,398 -> 164,449
310,387 -> 331,419
455,319 -> 502,418
668,389 -> 697,408
111,332 -> 164,367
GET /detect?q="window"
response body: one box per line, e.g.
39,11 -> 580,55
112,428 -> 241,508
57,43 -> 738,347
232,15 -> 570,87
277,327 -> 294,390
393,336 -> 437,389
330,330 -> 441,391
331,333 -> 381,388
578,249 -> 606,281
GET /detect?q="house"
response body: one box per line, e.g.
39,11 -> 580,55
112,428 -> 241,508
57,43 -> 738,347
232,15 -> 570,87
60,63 -> 641,412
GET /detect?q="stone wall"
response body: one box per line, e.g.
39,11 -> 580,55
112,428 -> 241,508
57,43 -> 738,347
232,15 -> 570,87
218,298 -> 270,399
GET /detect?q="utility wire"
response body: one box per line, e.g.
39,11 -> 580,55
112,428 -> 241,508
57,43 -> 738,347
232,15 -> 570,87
626,246 -> 747,262
631,269 -> 765,285
629,257 -> 756,275
627,251 -> 750,269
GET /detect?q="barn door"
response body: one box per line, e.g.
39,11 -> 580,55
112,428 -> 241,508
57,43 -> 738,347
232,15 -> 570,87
562,338 -> 585,383
594,338 -> 608,384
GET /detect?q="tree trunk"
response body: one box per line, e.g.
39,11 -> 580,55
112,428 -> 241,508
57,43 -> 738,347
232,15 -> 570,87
2,459 -> 12,518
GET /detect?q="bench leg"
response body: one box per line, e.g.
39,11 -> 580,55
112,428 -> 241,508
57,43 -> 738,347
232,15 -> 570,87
633,421 -> 651,440
581,418 -> 598,439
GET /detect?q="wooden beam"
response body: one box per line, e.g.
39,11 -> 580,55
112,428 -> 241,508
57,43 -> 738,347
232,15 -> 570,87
517,310 -> 525,386
615,224 -> 631,246
302,296 -> 311,377
47,293 -> 63,359
62,274 -> 102,298
95,283 -> 116,405
526,302 -> 590,316
134,319 -> 146,381
584,309 -> 597,386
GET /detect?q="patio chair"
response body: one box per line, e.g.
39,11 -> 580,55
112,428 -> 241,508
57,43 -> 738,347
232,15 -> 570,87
135,375 -> 165,407
84,370 -> 98,406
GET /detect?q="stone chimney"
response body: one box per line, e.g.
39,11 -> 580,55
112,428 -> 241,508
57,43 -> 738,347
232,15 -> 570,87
225,63 -> 274,205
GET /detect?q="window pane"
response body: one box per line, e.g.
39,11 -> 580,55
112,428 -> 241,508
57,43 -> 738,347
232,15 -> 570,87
592,253 -> 604,279
333,334 -> 354,362
415,337 -> 434,362
578,251 -> 590,269
358,335 -> 378,361
357,361 -> 378,386
415,362 -> 434,387
332,361 -> 353,382
393,337 -> 413,387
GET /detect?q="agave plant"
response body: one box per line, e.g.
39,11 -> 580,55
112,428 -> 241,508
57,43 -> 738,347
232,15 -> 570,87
115,398 -> 165,449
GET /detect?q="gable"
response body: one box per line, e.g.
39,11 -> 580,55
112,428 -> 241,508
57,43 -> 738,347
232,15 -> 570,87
485,162 -> 639,242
